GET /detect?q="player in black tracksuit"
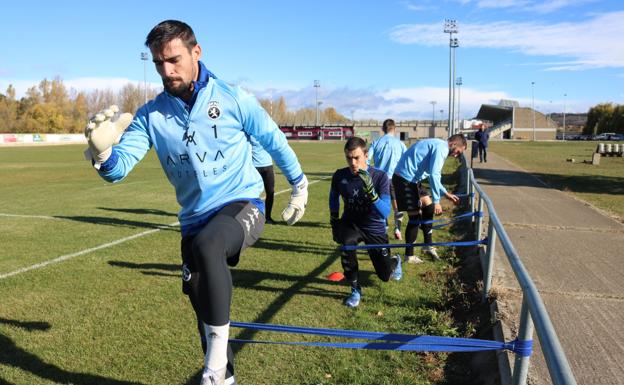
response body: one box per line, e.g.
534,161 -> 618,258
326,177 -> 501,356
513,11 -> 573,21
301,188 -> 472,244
329,137 -> 401,308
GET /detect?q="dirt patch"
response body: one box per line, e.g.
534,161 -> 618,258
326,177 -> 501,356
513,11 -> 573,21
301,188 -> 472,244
441,219 -> 502,385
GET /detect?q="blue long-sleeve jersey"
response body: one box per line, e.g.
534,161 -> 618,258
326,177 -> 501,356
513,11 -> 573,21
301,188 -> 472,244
250,136 -> 273,167
95,61 -> 302,236
393,138 -> 449,203
329,166 -> 390,235
368,133 -> 407,178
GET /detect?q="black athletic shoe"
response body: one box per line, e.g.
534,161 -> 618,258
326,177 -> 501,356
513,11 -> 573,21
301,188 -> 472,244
265,218 -> 276,225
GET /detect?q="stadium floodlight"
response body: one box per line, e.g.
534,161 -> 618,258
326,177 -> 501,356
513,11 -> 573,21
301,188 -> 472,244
456,77 -> 463,132
444,19 -> 458,136
451,39 -> 459,135
314,80 -> 320,127
430,101 -> 437,129
532,81 -> 536,141
141,52 -> 149,104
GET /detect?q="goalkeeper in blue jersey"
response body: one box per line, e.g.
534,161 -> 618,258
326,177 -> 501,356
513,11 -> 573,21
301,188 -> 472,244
329,137 -> 402,308
368,119 -> 407,240
83,20 -> 308,385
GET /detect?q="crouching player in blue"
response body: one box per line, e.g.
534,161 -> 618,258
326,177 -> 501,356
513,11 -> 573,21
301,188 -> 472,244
83,20 -> 308,385
329,137 -> 402,308
392,135 -> 466,264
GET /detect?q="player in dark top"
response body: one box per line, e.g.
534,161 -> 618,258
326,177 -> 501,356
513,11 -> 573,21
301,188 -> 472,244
329,136 -> 402,308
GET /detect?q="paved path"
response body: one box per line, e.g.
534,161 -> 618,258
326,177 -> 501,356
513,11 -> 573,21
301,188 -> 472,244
469,149 -> 624,385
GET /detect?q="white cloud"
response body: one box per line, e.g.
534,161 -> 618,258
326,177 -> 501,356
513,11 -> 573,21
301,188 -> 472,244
476,0 -> 531,9
475,0 -> 595,13
251,84 -> 513,120
400,1 -> 437,11
389,11 -> 624,70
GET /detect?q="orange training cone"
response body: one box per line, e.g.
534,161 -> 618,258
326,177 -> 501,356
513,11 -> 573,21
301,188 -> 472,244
326,271 -> 345,282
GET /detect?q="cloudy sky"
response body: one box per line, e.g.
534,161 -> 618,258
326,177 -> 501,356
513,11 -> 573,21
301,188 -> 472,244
1,0 -> 622,120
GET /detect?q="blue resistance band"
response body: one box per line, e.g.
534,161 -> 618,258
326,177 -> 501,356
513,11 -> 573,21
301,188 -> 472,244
408,211 -> 483,229
340,239 -> 487,251
230,321 -> 532,356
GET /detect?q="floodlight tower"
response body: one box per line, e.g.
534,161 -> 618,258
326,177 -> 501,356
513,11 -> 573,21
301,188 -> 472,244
456,76 -> 463,132
451,38 -> 459,135
314,80 -> 320,126
430,101 -> 437,128
444,19 -> 458,136
141,52 -> 149,104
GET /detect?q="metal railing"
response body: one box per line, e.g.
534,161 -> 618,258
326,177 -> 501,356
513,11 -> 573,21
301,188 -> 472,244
463,166 -> 578,385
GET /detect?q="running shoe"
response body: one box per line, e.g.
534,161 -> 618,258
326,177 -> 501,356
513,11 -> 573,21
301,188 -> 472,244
344,287 -> 361,308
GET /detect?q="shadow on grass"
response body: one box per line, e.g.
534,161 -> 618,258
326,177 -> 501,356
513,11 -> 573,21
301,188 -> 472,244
97,207 -> 177,217
53,215 -> 179,232
253,237 -> 335,254
184,248 -> 343,385
473,168 -> 624,196
107,235 -> 347,385
0,317 -> 145,385
107,261 -> 345,299
264,220 -> 331,230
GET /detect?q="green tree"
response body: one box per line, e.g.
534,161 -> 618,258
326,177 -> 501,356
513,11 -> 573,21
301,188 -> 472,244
607,105 -> 624,134
585,103 -> 615,135
120,83 -> 143,114
0,85 -> 18,132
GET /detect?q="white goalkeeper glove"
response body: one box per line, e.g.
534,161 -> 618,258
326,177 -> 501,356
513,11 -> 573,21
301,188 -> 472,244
281,174 -> 308,225
84,105 -> 133,164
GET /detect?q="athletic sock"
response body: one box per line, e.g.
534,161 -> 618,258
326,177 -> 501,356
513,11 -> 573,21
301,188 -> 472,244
202,322 -> 230,377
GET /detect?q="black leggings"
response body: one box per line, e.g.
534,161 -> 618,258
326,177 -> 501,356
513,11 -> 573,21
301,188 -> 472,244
181,202 -> 264,380
256,165 -> 275,220
337,220 -> 396,287
405,203 -> 435,256
181,201 -> 264,325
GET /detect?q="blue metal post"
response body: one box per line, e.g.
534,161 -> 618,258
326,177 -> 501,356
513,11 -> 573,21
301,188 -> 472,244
512,296 -> 534,385
476,195 -> 484,240
483,217 -> 497,302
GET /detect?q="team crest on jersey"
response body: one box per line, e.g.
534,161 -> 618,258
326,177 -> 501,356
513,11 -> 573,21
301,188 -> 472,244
207,101 -> 221,120
341,178 -> 348,185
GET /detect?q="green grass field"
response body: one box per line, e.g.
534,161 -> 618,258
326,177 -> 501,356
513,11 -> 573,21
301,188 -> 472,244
0,143 -> 477,385
488,141 -> 624,220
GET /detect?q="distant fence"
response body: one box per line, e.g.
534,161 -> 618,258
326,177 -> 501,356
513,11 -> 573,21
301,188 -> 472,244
460,155 -> 578,385
0,133 -> 86,146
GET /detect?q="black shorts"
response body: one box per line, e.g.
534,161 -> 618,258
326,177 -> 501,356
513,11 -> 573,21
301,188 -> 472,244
389,180 -> 396,201
180,201 -> 264,295
338,220 -> 389,247
392,174 -> 429,212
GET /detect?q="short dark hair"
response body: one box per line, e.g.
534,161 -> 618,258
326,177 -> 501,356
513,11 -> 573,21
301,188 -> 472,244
448,134 -> 467,148
344,136 -> 368,153
382,119 -> 395,133
145,20 -> 198,53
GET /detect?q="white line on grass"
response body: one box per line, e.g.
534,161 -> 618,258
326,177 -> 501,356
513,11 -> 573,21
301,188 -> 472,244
0,223 -> 179,280
0,213 -> 61,220
0,176 -> 330,280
